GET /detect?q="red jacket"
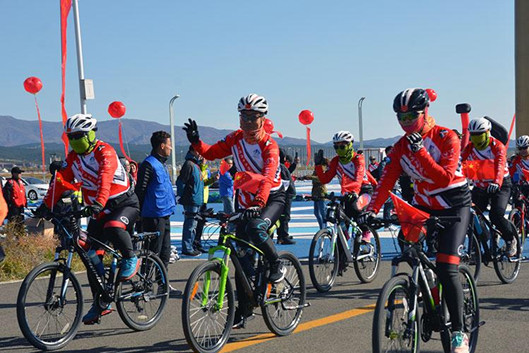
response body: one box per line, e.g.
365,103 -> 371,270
192,130 -> 281,208
4,178 -> 27,208
369,125 -> 469,213
0,186 -> 8,223
316,153 -> 368,195
44,141 -> 130,207
461,136 -> 508,189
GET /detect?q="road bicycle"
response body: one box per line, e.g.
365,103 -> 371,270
460,205 -> 522,284
308,193 -> 381,292
181,211 -> 307,353
370,215 -> 481,353
16,208 -> 168,351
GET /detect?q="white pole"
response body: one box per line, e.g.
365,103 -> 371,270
358,97 -> 366,150
72,0 -> 87,114
169,95 -> 180,183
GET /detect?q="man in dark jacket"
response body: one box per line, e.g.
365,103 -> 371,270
136,131 -> 177,267
277,149 -> 296,245
176,145 -> 204,256
2,167 -> 27,232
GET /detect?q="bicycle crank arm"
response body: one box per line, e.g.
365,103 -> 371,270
281,302 -> 311,310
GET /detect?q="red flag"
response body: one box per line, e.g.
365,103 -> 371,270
118,121 -> 131,161
60,0 -> 72,156
233,171 -> 265,194
462,159 -> 496,180
43,171 -> 81,209
219,159 -> 230,175
390,192 -> 430,243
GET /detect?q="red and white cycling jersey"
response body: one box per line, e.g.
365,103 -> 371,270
461,136 -> 509,189
46,141 -> 130,206
316,153 -> 368,195
369,125 -> 469,213
509,155 -> 529,182
193,130 -> 281,209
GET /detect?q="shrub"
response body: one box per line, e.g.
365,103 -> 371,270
0,222 -> 84,282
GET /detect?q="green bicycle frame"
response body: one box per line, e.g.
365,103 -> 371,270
202,231 -> 265,309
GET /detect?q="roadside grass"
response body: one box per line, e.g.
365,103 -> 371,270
0,222 -> 85,282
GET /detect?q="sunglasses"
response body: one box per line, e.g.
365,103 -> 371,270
333,144 -> 348,150
517,146 -> 528,150
240,111 -> 263,122
67,132 -> 88,140
397,111 -> 422,123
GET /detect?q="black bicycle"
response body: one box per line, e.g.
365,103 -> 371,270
460,205 -> 522,284
370,216 -> 481,353
182,211 -> 307,353
308,193 -> 381,292
17,209 -> 169,351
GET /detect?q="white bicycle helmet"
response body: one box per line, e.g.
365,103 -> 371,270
238,93 -> 268,115
517,135 -> 529,149
332,131 -> 354,144
65,114 -> 97,134
468,117 -> 491,133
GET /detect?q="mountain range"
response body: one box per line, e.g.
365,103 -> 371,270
0,115 -> 401,148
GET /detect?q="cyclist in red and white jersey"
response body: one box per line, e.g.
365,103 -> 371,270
461,117 -> 517,256
510,135 -> 529,184
183,94 -> 286,328
39,114 -> 140,325
360,88 -> 472,353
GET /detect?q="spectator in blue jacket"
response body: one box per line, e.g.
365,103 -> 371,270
176,145 -> 204,257
219,157 -> 235,214
136,131 -> 177,268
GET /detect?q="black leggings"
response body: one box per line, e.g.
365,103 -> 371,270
472,177 -> 515,242
424,206 -> 471,333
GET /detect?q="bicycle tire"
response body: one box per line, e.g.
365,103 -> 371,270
509,208 -> 526,246
17,262 -> 83,351
440,265 -> 480,353
492,231 -> 521,284
460,232 -> 482,283
308,229 -> 339,293
353,226 -> 381,283
372,275 -> 420,353
182,261 -> 235,353
116,250 -> 168,331
262,251 -> 306,336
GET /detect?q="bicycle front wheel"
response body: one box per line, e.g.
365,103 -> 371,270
182,261 -> 235,353
17,262 -> 83,351
116,250 -> 168,331
372,276 -> 420,353
308,229 -> 339,292
262,251 -> 306,336
354,226 -> 381,283
492,231 -> 521,284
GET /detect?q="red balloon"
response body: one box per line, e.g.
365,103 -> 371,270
23,76 -> 43,94
264,118 -> 274,134
108,101 -> 126,118
298,110 -> 314,125
425,88 -> 437,102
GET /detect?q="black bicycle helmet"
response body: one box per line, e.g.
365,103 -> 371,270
393,88 -> 430,113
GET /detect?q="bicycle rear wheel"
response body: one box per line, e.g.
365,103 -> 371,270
116,250 -> 168,331
182,261 -> 235,353
17,262 -> 83,351
308,229 -> 339,292
372,275 -> 420,353
509,208 -> 526,246
492,231 -> 521,284
262,251 -> 306,336
354,226 -> 381,283
460,232 -> 482,282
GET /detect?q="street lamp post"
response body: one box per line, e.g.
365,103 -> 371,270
358,97 -> 366,150
169,95 -> 180,183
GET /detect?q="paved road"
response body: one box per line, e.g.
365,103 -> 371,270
2,257 -> 529,353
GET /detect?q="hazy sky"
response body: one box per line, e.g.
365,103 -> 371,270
0,1 -> 514,143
